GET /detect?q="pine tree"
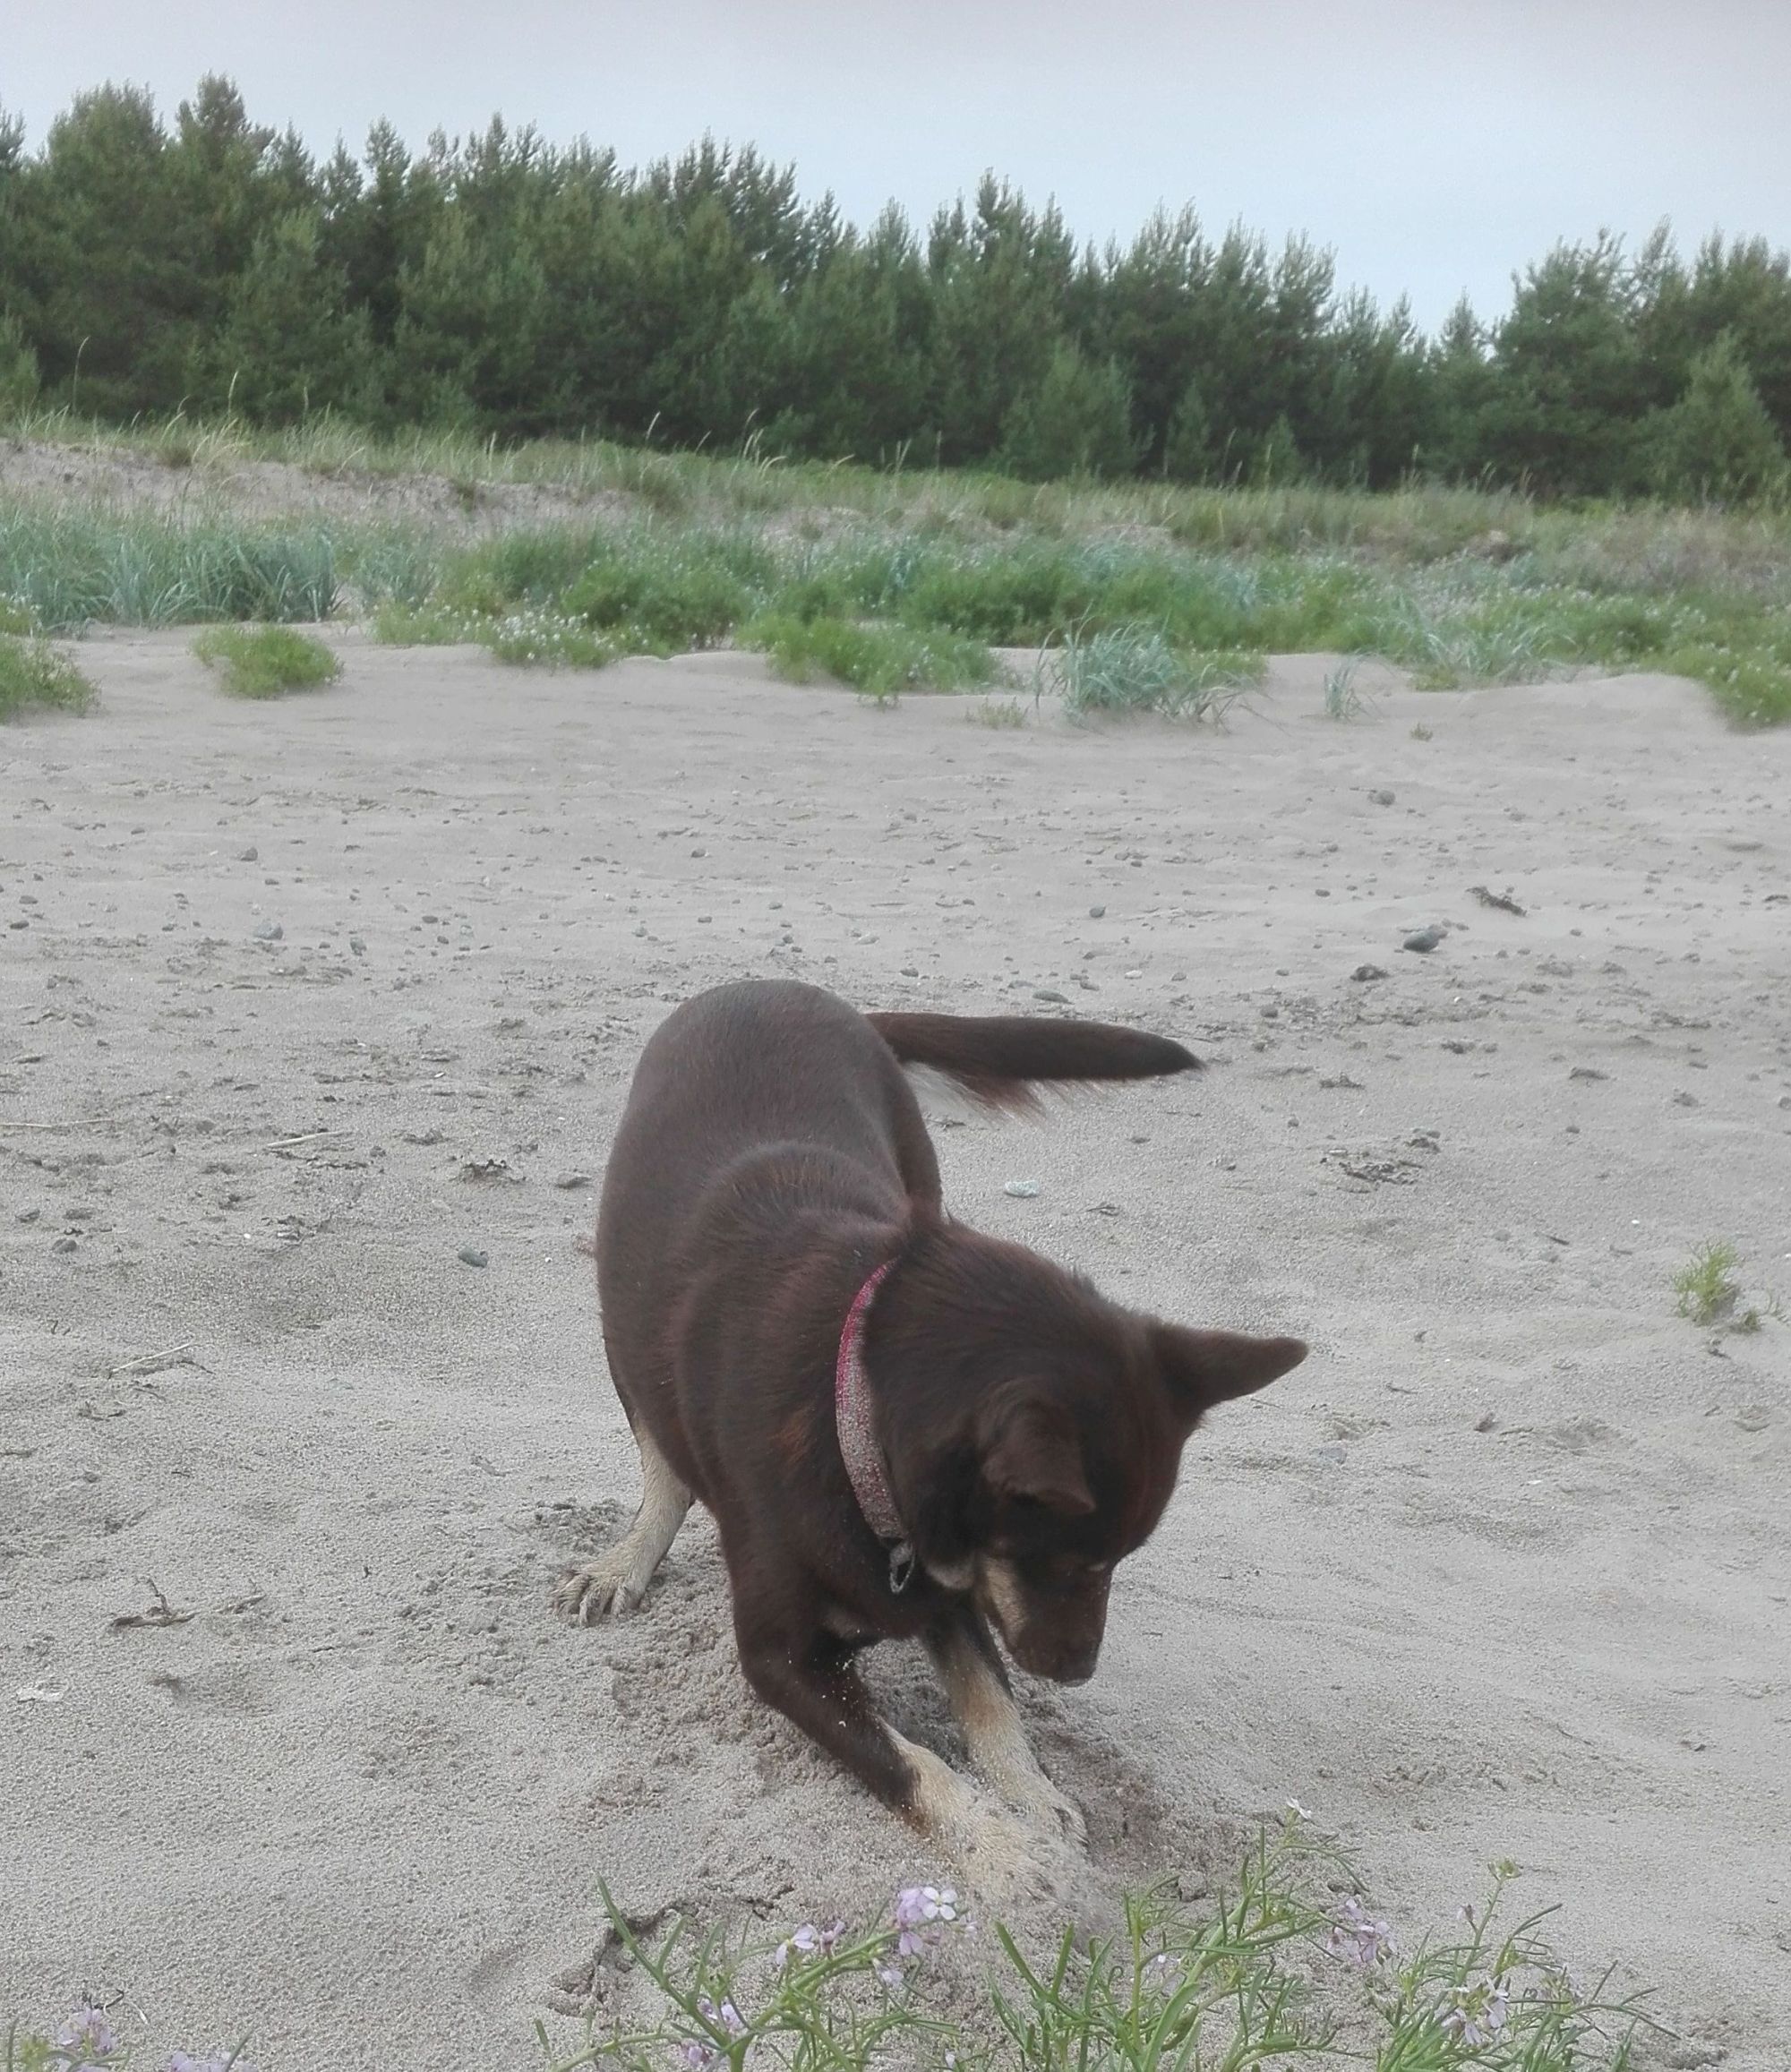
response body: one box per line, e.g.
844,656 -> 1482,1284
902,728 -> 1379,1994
1483,234 -> 1649,495
1161,377 -> 1213,482
1648,333 -> 1788,502
211,210 -> 378,422
0,312 -> 38,414
998,341 -> 1141,481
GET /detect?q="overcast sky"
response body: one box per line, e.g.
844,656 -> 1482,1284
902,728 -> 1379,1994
7,0 -> 1788,332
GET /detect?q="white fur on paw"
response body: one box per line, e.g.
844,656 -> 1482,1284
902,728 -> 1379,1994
553,1554 -> 646,1623
1011,1770 -> 1087,1850
959,1802 -> 1061,1910
895,1734 -> 1065,1906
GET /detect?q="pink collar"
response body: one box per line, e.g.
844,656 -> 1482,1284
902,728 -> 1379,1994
834,1262 -> 915,1592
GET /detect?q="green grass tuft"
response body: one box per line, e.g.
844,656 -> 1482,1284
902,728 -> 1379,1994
193,623 -> 341,698
1054,624 -> 1263,721
1672,1238 -> 1744,1326
1323,657 -> 1375,720
747,613 -> 996,703
0,633 -> 96,720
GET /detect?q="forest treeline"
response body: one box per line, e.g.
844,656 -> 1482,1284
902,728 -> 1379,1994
2,77 -> 1789,501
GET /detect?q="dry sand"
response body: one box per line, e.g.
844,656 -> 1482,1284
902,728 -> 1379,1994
3,634 -> 1787,2068
0,435 -> 627,535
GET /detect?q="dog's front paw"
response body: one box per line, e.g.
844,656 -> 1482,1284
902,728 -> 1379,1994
553,1554 -> 645,1624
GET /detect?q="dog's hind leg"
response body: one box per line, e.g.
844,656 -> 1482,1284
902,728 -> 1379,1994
927,1609 -> 1086,1847
554,1424 -> 690,1623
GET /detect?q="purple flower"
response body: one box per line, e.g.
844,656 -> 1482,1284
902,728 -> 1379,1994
776,1919 -> 845,1969
675,2043 -> 716,2071
1327,1896 -> 1395,1969
51,2006 -> 118,2067
696,1995 -> 747,2040
1440,1977 -> 1510,2046
776,1925 -> 818,1969
895,1884 -> 958,1931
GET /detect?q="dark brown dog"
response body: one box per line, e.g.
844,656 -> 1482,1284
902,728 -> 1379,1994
558,979 -> 1306,1856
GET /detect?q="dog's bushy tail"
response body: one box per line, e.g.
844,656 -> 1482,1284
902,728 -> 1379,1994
867,1010 -> 1199,1113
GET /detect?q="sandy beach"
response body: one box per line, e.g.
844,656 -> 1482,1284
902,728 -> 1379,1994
3,634 -> 1787,2068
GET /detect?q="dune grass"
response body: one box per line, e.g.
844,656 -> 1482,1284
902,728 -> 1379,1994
0,630 -> 95,719
537,1819 -> 1653,2072
4,411 -> 1790,721
1052,624 -> 1263,721
1670,1237 -> 1777,1333
746,612 -> 997,702
0,507 -> 339,630
193,623 -> 341,698
361,520 -> 1791,722
1673,1239 -> 1744,1325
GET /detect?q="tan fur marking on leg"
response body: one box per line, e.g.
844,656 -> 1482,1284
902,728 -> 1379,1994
554,1426 -> 690,1622
928,1623 -> 1086,1845
976,1555 -> 1029,1638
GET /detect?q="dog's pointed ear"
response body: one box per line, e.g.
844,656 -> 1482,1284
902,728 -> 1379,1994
979,1398 -> 1096,1516
1152,1324 -> 1307,1423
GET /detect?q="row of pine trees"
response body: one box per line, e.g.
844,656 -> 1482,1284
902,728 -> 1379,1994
2,79 -> 1789,501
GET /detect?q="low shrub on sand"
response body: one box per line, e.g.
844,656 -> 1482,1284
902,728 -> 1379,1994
0,632 -> 95,720
193,624 -> 341,698
746,613 -> 996,703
